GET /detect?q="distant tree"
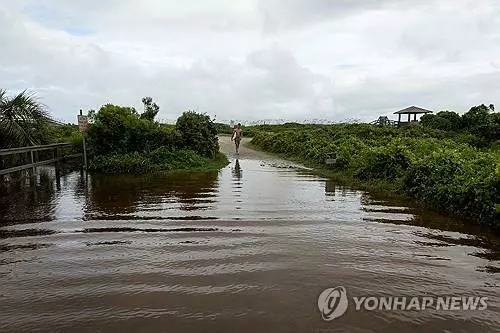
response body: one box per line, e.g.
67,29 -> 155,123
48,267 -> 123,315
437,111 -> 462,130
0,89 -> 51,148
176,111 -> 219,158
460,104 -> 500,146
88,104 -> 149,155
421,110 -> 461,131
140,97 -> 160,121
214,122 -> 233,135
87,103 -> 179,156
87,109 -> 97,123
461,104 -> 491,129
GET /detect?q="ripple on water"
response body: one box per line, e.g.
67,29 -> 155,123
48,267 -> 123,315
0,159 -> 499,332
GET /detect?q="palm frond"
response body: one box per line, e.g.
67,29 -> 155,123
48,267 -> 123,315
0,89 -> 6,104
0,89 -> 51,148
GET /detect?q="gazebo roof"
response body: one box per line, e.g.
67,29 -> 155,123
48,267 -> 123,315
394,106 -> 433,115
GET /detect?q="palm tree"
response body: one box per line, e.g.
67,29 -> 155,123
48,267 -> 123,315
0,89 -> 51,148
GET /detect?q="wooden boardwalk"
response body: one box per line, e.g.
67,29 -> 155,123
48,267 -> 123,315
0,143 -> 82,177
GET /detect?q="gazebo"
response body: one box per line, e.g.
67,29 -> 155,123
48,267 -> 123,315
394,106 -> 433,125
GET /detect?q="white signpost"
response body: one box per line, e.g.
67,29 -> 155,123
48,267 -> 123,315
78,115 -> 89,133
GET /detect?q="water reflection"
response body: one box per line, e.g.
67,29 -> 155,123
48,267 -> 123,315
325,180 -> 335,197
323,179 -> 360,198
0,168 -> 57,226
231,159 -> 243,211
86,171 -> 219,216
1,160 -> 500,332
232,159 -> 242,181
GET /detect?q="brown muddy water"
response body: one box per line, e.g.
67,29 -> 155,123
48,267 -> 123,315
0,143 -> 499,332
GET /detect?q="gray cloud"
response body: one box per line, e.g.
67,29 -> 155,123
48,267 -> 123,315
0,0 -> 499,123
257,0 -> 430,33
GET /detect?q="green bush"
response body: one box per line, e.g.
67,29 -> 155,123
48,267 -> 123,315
403,148 -> 499,224
215,123 -> 233,135
47,123 -> 83,153
87,104 -> 178,156
421,111 -> 462,131
421,104 -> 500,148
176,111 -> 219,158
251,123 -> 500,227
496,165 -> 500,213
355,144 -> 413,181
89,147 -> 228,173
84,102 -> 225,173
68,131 -> 84,153
243,126 -> 263,137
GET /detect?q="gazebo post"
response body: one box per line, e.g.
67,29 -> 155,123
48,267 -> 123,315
407,114 -> 410,122
414,113 -> 417,121
398,114 -> 401,124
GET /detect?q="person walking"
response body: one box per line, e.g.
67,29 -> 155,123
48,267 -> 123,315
231,123 -> 243,155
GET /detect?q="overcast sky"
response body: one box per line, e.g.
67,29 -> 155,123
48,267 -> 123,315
1,0 -> 499,123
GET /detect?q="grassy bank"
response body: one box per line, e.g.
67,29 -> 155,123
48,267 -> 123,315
89,149 -> 228,173
250,123 -> 500,228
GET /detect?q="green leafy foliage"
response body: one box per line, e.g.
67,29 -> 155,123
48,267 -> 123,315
421,111 -> 462,131
421,104 -> 499,147
47,123 -> 83,153
90,148 -> 228,173
251,122 -> 500,227
84,102 -> 224,173
214,123 -> 233,135
462,104 -> 492,130
496,164 -> 500,214
140,97 -> 160,121
403,145 -> 499,224
175,111 -> 219,158
87,104 -> 179,156
355,142 -> 413,181
0,89 -> 52,148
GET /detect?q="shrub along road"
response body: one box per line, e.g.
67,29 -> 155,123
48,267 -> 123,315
248,123 -> 499,229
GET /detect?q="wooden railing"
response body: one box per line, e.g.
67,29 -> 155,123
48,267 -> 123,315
0,143 -> 82,176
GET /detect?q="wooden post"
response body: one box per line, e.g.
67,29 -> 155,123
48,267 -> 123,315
30,149 -> 35,175
80,110 -> 88,170
398,114 -> 401,124
83,136 -> 88,170
407,114 -> 410,122
54,147 -> 59,166
55,162 -> 61,190
414,113 -> 417,121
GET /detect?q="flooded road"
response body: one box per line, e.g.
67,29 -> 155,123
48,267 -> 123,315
0,137 -> 499,332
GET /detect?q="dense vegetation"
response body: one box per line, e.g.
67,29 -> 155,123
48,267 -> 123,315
250,105 -> 500,228
0,89 -> 226,174
0,89 -> 51,148
0,89 -> 85,151
86,99 -> 226,173
420,104 -> 500,148
2,88 -> 498,227
215,122 -> 233,135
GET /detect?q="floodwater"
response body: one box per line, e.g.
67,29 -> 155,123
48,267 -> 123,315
0,140 -> 499,332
